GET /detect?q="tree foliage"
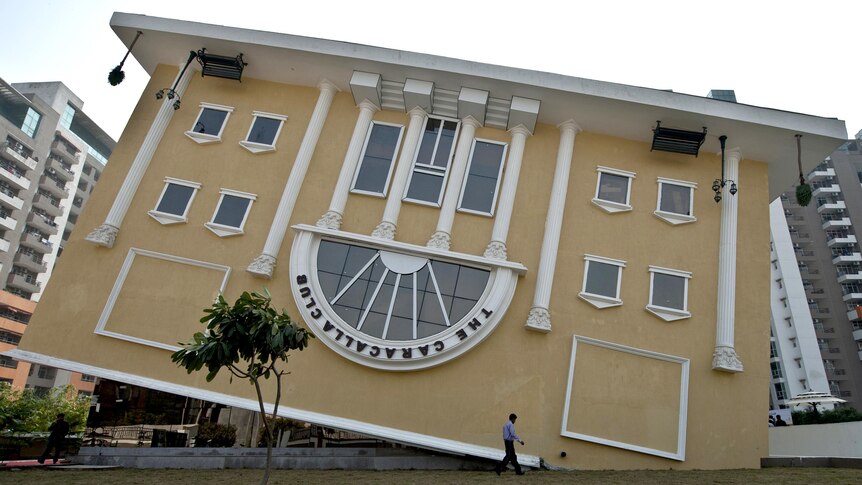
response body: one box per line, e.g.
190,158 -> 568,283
0,384 -> 90,434
792,407 -> 862,425
171,289 -> 312,485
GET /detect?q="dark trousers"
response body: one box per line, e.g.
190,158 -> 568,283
497,439 -> 522,474
38,438 -> 63,463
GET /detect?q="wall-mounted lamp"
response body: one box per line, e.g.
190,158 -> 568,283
108,31 -> 142,86
712,135 -> 737,203
154,51 -> 198,110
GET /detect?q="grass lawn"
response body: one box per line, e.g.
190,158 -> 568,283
0,468 -> 860,484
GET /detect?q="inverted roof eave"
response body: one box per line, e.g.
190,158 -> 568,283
109,12 -> 848,199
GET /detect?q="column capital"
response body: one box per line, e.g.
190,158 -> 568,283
84,224 -> 119,248
712,346 -> 744,373
525,307 -> 552,333
557,119 -> 582,133
247,254 -> 277,279
357,99 -> 381,112
317,78 -> 341,94
722,147 -> 743,162
508,124 -> 532,138
461,115 -> 483,129
407,106 -> 427,118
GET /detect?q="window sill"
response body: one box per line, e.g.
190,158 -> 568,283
402,197 -> 442,208
578,292 -> 622,309
185,131 -> 222,145
205,222 -> 244,237
239,140 -> 276,154
645,304 -> 690,322
654,210 -> 696,226
148,210 -> 187,225
349,188 -> 387,199
592,198 -> 632,214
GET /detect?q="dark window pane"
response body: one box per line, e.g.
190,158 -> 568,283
584,261 -> 619,298
247,117 -> 281,145
453,266 -> 489,301
432,121 -> 458,168
460,142 -> 505,213
660,184 -> 691,215
156,184 -> 195,216
387,316 -> 413,341
652,273 -> 685,310
194,108 -> 228,136
405,171 -> 444,203
317,241 -> 350,274
353,124 -> 401,194
598,173 -> 629,204
415,118 -> 441,165
212,195 -> 251,228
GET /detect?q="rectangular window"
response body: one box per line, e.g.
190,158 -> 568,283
148,177 -> 201,224
655,177 -> 697,225
205,188 -> 256,237
578,255 -> 626,308
351,122 -> 404,196
592,166 -> 636,213
240,111 -> 287,153
404,117 -> 459,206
646,265 -> 692,321
21,108 -> 41,138
185,103 -> 234,144
457,139 -> 507,215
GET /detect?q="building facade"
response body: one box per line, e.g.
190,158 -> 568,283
769,133 -> 862,411
10,13 -> 847,469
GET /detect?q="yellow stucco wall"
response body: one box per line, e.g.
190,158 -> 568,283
19,63 -> 770,469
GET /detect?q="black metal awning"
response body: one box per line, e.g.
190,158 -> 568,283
651,121 -> 707,157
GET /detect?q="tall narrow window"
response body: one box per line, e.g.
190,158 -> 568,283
205,189 -> 257,237
592,166 -> 636,213
403,117 -> 460,206
148,177 -> 201,224
578,255 -> 626,308
21,108 -> 41,138
458,139 -> 507,216
185,102 -> 234,144
239,111 -> 287,154
654,177 -> 697,225
646,265 -> 692,321
350,122 -> 404,197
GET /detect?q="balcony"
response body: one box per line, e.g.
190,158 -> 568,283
38,175 -> 69,199
26,213 -> 58,236
813,184 -> 841,197
0,238 -> 9,253
6,274 -> 40,294
838,271 -> 862,283
32,194 -> 62,218
822,217 -> 852,230
19,233 -> 51,254
810,168 -> 836,179
0,212 -> 16,232
2,145 -> 37,171
833,252 -> 862,264
842,293 -> 862,302
46,157 -> 75,182
817,200 -> 847,213
13,253 -> 47,274
810,308 -> 831,319
795,249 -> 817,261
828,234 -> 857,247
853,328 -> 862,341
51,139 -> 80,165
0,165 -> 30,191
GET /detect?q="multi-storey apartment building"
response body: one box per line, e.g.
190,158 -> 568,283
0,78 -> 113,395
9,13 -> 846,469
770,132 -> 862,411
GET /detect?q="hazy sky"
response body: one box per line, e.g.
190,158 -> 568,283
2,1 -> 860,143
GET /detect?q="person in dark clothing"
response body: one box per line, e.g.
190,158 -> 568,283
495,413 -> 525,475
774,415 -> 788,426
38,413 -> 70,464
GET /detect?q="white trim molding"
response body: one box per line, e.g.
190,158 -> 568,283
646,265 -> 692,322
147,177 -> 201,225
654,177 -> 697,225
185,102 -> 235,144
349,120 -> 404,198
1,348 -> 541,468
578,254 -> 626,309
592,165 -> 636,214
239,110 -> 288,154
484,125 -> 531,259
561,335 -> 689,461
94,248 -> 232,351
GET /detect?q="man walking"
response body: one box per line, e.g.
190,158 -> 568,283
495,413 -> 525,475
38,413 -> 70,464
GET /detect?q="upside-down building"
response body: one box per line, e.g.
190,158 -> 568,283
9,13 -> 848,469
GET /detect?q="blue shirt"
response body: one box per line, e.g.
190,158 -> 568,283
503,420 -> 520,442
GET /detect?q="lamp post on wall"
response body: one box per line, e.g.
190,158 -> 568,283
712,135 -> 738,203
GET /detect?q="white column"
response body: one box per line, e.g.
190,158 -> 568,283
484,125 -> 530,260
526,121 -> 580,332
84,62 -> 195,248
247,80 -> 338,278
316,100 -> 379,229
427,116 -> 481,250
372,107 -> 426,239
713,148 -> 744,372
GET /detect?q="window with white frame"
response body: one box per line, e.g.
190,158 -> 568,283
205,188 -> 257,237
403,117 -> 460,206
578,254 -> 626,308
592,166 -> 636,213
646,265 -> 692,321
654,177 -> 697,225
457,139 -> 507,216
185,102 -> 234,144
148,177 -> 201,225
350,122 -> 404,197
239,111 -> 287,153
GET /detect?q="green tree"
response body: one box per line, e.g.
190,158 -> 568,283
171,289 -> 312,485
0,384 -> 89,433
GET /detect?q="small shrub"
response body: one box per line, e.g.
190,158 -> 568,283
196,422 -> 237,447
791,407 -> 862,425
